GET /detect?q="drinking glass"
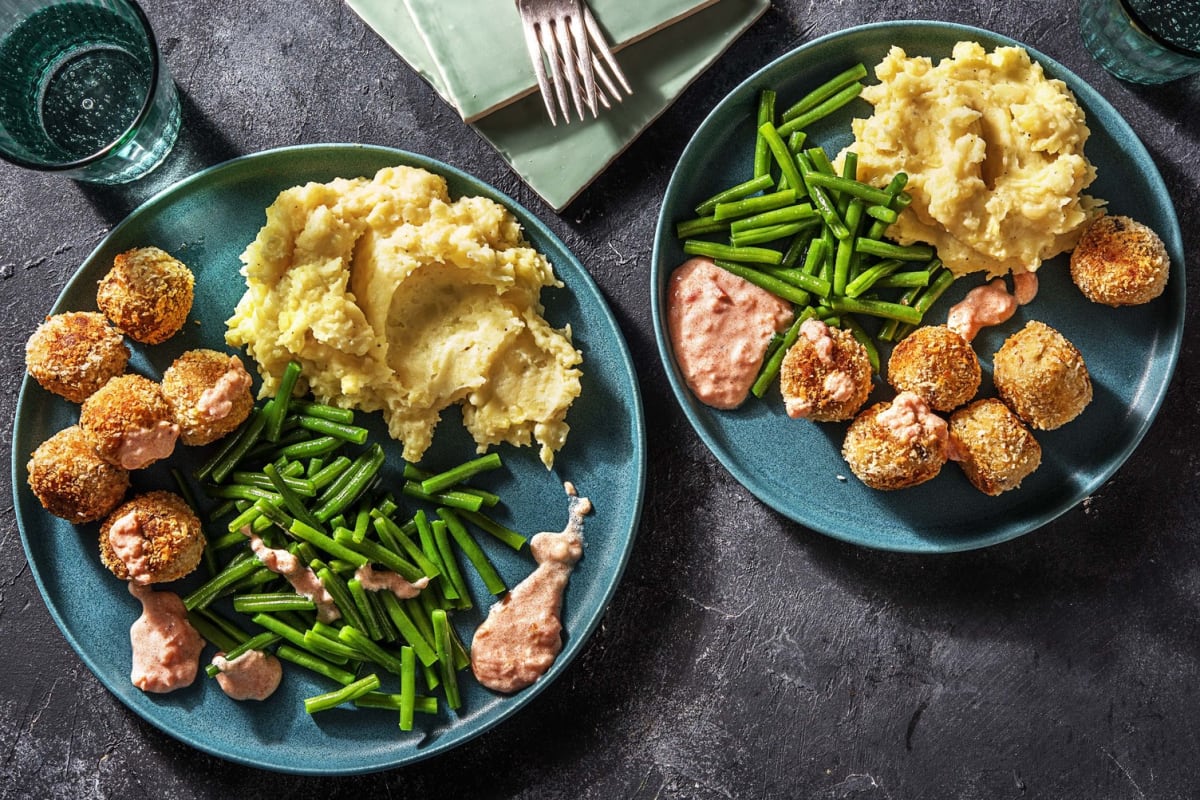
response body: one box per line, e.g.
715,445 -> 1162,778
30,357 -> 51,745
0,0 -> 181,183
1080,0 -> 1200,84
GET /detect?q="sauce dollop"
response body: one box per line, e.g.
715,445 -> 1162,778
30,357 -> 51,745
946,278 -> 1018,342
248,533 -> 340,623
212,649 -> 283,701
128,582 -> 204,693
471,483 -> 591,693
117,420 -> 180,470
355,564 -> 429,600
198,356 -> 252,419
876,391 -> 948,448
667,257 -> 794,409
108,511 -> 152,584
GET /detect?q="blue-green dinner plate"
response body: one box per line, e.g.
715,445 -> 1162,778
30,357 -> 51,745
12,145 -> 645,774
651,21 -> 1184,553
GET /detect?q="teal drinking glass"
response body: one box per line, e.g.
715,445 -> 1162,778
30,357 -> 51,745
0,0 -> 181,183
1080,0 -> 1200,84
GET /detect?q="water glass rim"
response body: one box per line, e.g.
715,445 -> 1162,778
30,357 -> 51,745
0,0 -> 166,173
1121,0 -> 1200,58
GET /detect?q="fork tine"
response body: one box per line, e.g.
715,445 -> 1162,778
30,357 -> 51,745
553,15 -> 587,120
519,9 -> 559,125
536,20 -> 573,124
566,7 -> 598,117
590,50 -> 622,106
581,4 -> 631,96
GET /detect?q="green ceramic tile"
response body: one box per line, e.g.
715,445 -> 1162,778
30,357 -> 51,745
346,0 -> 769,211
404,0 -> 720,122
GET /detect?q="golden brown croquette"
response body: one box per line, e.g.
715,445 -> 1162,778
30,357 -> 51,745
99,491 -> 204,584
25,312 -> 130,403
842,392 -> 949,490
780,318 -> 873,422
26,426 -> 130,523
1070,214 -> 1169,307
79,374 -> 179,469
887,325 -> 981,412
949,398 -> 1042,496
993,320 -> 1092,430
161,350 -> 254,446
97,246 -> 194,344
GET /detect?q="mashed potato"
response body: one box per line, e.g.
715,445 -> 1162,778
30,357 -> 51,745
841,41 -> 1100,277
225,166 -> 582,467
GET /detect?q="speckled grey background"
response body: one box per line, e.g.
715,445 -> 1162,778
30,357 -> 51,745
3,1 -> 1199,798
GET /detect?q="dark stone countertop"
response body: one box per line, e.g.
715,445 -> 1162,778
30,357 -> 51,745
3,1 -> 1199,798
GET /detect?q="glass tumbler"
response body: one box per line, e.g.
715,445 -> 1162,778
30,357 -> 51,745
0,0 -> 181,183
1080,0 -> 1200,84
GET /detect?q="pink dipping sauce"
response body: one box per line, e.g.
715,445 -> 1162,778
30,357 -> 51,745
117,420 -> 180,470
198,357 -> 252,419
248,533 -> 340,623
876,391 -> 948,449
471,483 -> 591,694
212,649 -> 283,701
128,582 -> 204,693
667,257 -> 794,409
108,511 -> 152,584
355,564 -> 429,600
947,278 -> 1019,342
1012,271 -> 1039,306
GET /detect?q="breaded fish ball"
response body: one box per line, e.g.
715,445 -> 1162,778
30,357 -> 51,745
887,325 -> 981,412
162,350 -> 254,446
99,491 -> 204,584
1070,215 -> 1169,307
25,312 -> 130,403
842,391 -> 949,490
949,398 -> 1042,496
993,321 -> 1091,430
26,426 -> 130,523
97,246 -> 194,344
780,318 -> 873,422
79,374 -> 180,470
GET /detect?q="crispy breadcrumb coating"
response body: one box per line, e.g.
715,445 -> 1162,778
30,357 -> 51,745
993,320 -> 1091,430
25,312 -> 129,403
842,392 -> 949,490
161,350 -> 254,446
887,325 -> 981,412
27,426 -> 129,523
99,491 -> 204,583
949,398 -> 1042,496
79,374 -> 179,469
97,246 -> 194,344
1070,214 -> 1169,307
780,319 -> 873,422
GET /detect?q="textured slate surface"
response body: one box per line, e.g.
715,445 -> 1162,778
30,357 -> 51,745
2,1 -> 1199,797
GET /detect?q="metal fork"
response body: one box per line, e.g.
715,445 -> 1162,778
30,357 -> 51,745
515,0 -> 633,125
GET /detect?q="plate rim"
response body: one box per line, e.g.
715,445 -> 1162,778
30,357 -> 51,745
650,20 -> 1185,553
11,142 -> 648,773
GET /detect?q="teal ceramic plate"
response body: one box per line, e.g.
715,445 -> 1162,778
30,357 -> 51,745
12,145 -> 646,773
651,22 -> 1184,553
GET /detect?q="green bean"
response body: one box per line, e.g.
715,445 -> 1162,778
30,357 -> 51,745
866,204 -> 899,223
730,222 -> 814,248
728,203 -> 818,233
187,611 -> 241,652
303,673 -> 381,714
912,264 -> 955,316
711,259 -> 811,306
264,462 -> 324,531
196,408 -> 265,484
264,362 -> 302,442
297,415 -> 369,444
379,592 -> 439,667
712,189 -> 797,222
459,509 -> 527,551
277,645 -> 358,686
855,238 -> 934,261
780,232 -> 811,269
354,692 -> 438,716
781,63 -> 868,121
754,264 -> 831,298
801,237 -> 829,278
274,435 -> 343,460
432,519 -> 473,610
401,481 -> 486,513
751,308 -> 817,399
231,469 -> 316,496
313,443 -> 384,522
413,511 -> 455,600
432,609 -> 461,711
420,452 -> 503,495
694,174 -> 775,217
204,631 -> 281,678
205,483 -> 282,504
290,517 -> 369,567
674,215 -> 728,239
757,121 -> 805,200
828,295 -> 922,324
778,81 -> 865,137
309,456 -> 351,492
348,578 -> 385,641
873,270 -> 932,289
399,646 -> 417,730
233,592 -> 316,614
753,89 -> 776,179
315,565 -> 368,632
290,399 -> 355,424
250,611 -> 318,654
438,508 -> 506,596
832,199 -> 865,296
332,529 -> 424,583
302,629 -> 361,663
840,314 -> 881,375
338,625 -> 405,675
803,172 -> 898,207
184,556 -> 261,611
371,514 -> 441,578
795,153 -> 849,240
845,259 -> 904,298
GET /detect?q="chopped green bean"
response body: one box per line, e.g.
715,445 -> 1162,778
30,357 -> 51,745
303,673 -> 381,714
694,174 -> 774,217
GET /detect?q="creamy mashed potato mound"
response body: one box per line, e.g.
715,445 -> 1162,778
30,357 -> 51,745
842,41 -> 1100,277
225,166 -> 582,467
